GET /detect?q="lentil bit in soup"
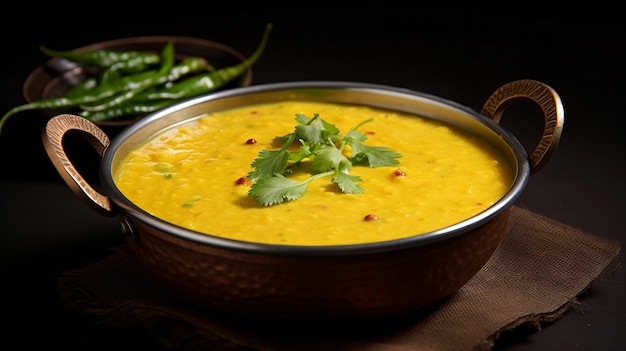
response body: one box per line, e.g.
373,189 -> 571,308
114,101 -> 514,245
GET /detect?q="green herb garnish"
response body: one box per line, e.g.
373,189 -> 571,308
247,113 -> 403,206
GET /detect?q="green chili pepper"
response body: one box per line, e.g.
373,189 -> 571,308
136,23 -> 272,102
0,44 -> 173,131
64,69 -> 156,99
1,85 -> 120,129
0,51 -> 207,132
40,45 -> 160,68
81,100 -> 172,121
78,41 -> 175,112
164,56 -> 210,81
99,55 -> 160,84
66,69 -> 155,100
80,24 -> 272,122
42,45 -> 162,86
0,24 -> 271,134
64,77 -> 99,98
78,55 -> 208,97
79,57 -> 211,121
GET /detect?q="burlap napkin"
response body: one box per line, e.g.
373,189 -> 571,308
58,206 -> 621,350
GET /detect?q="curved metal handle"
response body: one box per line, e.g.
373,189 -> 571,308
42,114 -> 117,216
481,79 -> 565,174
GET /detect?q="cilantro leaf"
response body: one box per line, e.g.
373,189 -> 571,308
246,112 -> 403,206
295,112 -> 313,125
248,173 -> 309,206
319,117 -> 341,140
311,146 -> 352,173
349,142 -> 403,167
249,171 -> 334,206
288,142 -> 316,163
344,129 -> 368,143
295,122 -> 325,145
247,148 -> 290,181
332,172 -> 365,194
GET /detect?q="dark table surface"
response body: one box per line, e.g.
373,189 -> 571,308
1,6 -> 624,350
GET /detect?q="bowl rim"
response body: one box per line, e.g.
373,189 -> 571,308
101,81 -> 530,256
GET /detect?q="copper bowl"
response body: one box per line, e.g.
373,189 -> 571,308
42,80 -> 564,322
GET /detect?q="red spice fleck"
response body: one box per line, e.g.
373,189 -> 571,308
364,214 -> 379,221
245,138 -> 257,144
235,177 -> 252,185
394,168 -> 406,177
365,131 -> 376,135
476,202 -> 483,206
250,110 -> 259,114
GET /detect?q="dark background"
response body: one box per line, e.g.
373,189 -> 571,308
1,6 -> 624,350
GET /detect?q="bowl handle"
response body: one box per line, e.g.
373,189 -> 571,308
42,114 -> 116,216
481,79 -> 565,174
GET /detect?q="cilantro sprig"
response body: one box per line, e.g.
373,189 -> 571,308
247,113 -> 403,206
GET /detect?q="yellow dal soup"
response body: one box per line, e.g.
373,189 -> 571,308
114,101 -> 514,245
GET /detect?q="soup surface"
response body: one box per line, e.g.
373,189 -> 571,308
114,101 -> 514,245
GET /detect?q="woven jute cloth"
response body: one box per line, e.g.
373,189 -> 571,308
58,206 -> 621,350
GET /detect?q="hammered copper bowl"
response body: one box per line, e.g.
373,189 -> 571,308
42,80 -> 564,322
